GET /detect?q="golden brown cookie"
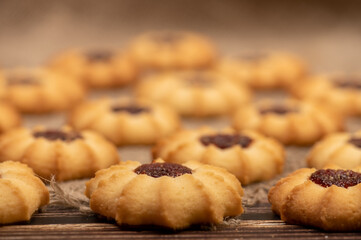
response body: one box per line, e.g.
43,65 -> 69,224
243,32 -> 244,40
86,159 -> 243,229
0,126 -> 119,181
129,31 -> 217,70
268,166 -> 361,231
135,71 -> 252,117
0,68 -> 86,113
153,127 -> 284,185
0,102 -> 22,134
68,97 -> 181,146
0,161 -> 49,224
307,130 -> 361,169
48,49 -> 138,88
291,74 -> 361,116
216,52 -> 307,89
232,99 -> 344,145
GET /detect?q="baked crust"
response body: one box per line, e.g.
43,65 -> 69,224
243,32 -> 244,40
268,166 -> 361,231
48,49 -> 138,88
129,31 -> 217,70
291,74 -> 361,116
135,71 -> 252,117
0,102 -> 22,134
68,97 -> 181,145
0,126 -> 119,181
85,159 -> 243,229
0,68 -> 86,113
0,161 -> 49,224
153,127 -> 284,185
216,52 -> 307,89
307,130 -> 361,169
232,99 -> 344,145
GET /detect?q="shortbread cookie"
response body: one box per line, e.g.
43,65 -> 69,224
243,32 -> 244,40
216,52 -> 307,89
291,74 -> 361,116
0,68 -> 86,113
136,71 -> 252,117
129,31 -> 217,70
232,99 -> 344,145
0,161 -> 49,224
268,166 -> 361,231
153,127 -> 284,185
48,49 -> 138,88
68,97 -> 181,145
0,102 -> 22,134
86,159 -> 243,229
0,126 -> 119,181
307,130 -> 361,169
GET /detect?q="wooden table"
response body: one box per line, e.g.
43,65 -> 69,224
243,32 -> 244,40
1,203 -> 360,239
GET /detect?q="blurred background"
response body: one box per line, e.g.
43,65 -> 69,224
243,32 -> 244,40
0,0 -> 360,72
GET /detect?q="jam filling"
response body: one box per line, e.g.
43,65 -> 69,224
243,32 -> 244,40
111,105 -> 150,114
310,169 -> 361,188
200,134 -> 253,149
86,51 -> 113,62
33,130 -> 83,142
259,105 -> 296,115
134,163 -> 192,178
151,32 -> 183,44
348,137 -> 361,148
333,77 -> 361,89
7,76 -> 39,86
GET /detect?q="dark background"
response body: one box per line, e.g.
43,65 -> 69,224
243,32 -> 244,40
1,0 -> 360,72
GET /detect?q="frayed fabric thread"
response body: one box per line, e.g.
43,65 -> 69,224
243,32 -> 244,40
47,176 -> 92,213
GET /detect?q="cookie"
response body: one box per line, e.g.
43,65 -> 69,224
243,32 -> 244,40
129,31 -> 217,70
136,71 -> 252,117
216,52 -> 307,89
307,130 -> 361,169
48,49 -> 138,88
153,127 -> 284,185
232,99 -> 344,145
0,102 -> 22,134
0,126 -> 119,181
0,161 -> 49,224
268,166 -> 361,231
291,74 -> 361,116
86,159 -> 243,229
68,97 -> 181,145
0,68 -> 86,113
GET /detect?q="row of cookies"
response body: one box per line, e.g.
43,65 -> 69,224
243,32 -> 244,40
1,31 -> 361,231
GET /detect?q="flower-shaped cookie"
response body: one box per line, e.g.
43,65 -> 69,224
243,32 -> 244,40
68,97 -> 181,145
0,126 -> 119,181
0,161 -> 49,224
136,71 -> 252,117
86,159 -> 243,229
153,127 -> 284,185
232,99 -> 344,145
268,166 -> 361,231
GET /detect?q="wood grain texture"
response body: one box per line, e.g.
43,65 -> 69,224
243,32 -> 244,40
1,204 -> 360,239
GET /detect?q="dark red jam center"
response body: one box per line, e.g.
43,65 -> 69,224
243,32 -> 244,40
348,137 -> 361,148
151,32 -> 183,44
199,134 -> 253,149
86,51 -> 113,62
333,77 -> 361,89
33,130 -> 83,142
259,105 -> 296,115
134,163 -> 192,178
111,105 -> 150,114
7,76 -> 39,86
310,169 -> 361,188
